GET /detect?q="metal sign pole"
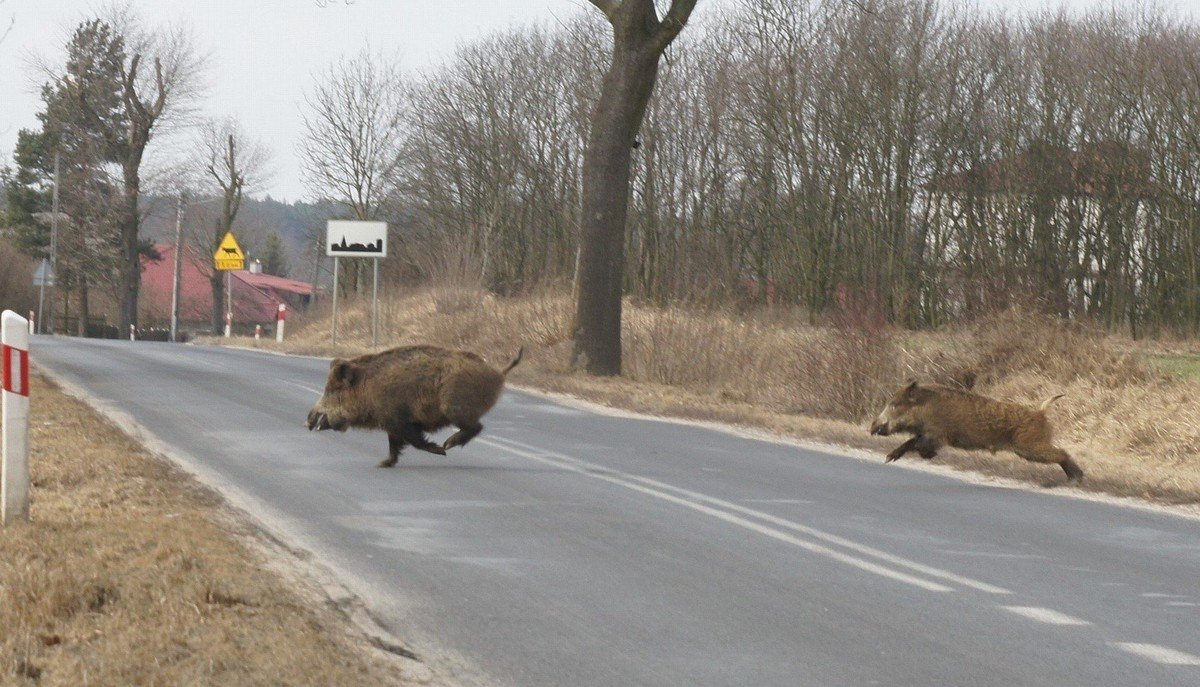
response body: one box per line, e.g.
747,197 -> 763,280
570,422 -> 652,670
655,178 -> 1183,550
225,271 -> 233,337
332,257 -> 339,345
35,269 -> 45,336
372,258 -> 379,348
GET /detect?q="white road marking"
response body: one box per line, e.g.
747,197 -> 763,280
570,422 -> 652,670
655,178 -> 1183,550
1001,606 -> 1091,626
478,437 -> 952,592
488,435 -> 1012,595
282,379 -> 322,395
1110,643 -> 1200,666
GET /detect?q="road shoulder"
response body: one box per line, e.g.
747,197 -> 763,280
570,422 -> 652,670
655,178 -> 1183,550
0,370 -> 440,685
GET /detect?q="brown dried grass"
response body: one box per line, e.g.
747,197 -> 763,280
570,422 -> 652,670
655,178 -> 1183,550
0,374 -> 430,685
223,291 -> 1200,504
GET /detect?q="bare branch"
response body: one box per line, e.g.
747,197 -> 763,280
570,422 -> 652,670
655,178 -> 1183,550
652,0 -> 700,51
587,0 -> 619,22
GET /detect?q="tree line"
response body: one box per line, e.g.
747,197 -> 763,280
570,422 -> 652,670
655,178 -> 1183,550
306,0 -> 1200,336
2,8 -> 278,335
8,0 -> 1200,339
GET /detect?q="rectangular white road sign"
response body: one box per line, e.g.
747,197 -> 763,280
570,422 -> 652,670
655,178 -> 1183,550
327,220 -> 388,258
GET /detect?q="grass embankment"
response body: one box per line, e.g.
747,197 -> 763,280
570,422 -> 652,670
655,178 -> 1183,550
0,374 -> 434,685
220,288 -> 1200,505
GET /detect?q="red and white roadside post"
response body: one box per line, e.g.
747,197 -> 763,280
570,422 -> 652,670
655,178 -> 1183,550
275,303 -> 287,343
129,324 -> 136,341
254,324 -> 262,340
28,311 -> 34,335
224,311 -> 233,338
2,310 -> 31,524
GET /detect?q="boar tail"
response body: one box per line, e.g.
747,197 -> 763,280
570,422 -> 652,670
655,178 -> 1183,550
501,346 -> 524,376
1038,393 -> 1065,411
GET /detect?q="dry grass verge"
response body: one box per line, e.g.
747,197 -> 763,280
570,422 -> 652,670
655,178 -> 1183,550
207,289 -> 1200,505
0,374 -> 434,686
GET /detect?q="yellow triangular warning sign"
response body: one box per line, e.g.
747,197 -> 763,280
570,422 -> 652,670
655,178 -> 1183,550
213,232 -> 245,271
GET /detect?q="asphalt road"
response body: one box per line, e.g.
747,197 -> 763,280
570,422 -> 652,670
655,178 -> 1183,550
32,336 -> 1200,686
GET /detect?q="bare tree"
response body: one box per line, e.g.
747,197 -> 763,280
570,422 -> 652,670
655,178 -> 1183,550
0,0 -> 13,46
299,50 -> 405,293
194,118 -> 269,334
572,0 -> 700,375
101,8 -> 202,332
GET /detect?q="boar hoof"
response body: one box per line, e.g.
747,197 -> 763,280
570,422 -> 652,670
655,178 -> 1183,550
378,457 -> 398,468
885,451 -> 903,463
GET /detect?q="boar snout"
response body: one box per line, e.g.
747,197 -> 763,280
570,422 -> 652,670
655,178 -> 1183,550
870,407 -> 893,436
306,408 -> 328,431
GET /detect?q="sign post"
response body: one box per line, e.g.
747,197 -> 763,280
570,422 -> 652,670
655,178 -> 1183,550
33,259 -> 55,335
325,220 -> 387,347
213,232 -> 245,338
2,310 -> 31,525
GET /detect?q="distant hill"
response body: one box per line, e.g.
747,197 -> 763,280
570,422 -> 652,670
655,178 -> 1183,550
138,195 -> 341,282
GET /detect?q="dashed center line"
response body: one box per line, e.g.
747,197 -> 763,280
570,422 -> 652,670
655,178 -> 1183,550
1001,606 -> 1091,626
1110,643 -> 1200,666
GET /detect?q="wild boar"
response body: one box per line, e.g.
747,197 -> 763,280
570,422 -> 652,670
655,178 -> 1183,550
869,381 -> 1084,481
306,345 -> 523,467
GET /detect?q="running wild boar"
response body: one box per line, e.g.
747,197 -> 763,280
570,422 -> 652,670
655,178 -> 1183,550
869,382 -> 1084,481
306,345 -> 523,467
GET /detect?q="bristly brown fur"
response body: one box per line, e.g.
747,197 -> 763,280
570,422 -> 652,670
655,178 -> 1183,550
306,345 -> 523,467
870,382 -> 1084,481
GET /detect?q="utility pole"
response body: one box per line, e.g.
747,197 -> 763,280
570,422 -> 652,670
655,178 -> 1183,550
44,152 -> 61,335
170,192 -> 185,343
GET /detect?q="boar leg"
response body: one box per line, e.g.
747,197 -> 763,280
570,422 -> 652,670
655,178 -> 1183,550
443,422 -> 483,450
915,435 -> 941,460
379,432 -> 407,468
1016,445 -> 1084,482
400,422 -> 447,456
885,436 -> 922,463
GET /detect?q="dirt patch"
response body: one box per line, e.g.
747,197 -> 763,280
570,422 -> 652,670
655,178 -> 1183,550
199,291 -> 1200,506
0,373 -> 440,686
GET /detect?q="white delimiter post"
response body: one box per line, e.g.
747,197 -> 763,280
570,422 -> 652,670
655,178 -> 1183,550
276,303 -> 286,343
2,310 -> 31,525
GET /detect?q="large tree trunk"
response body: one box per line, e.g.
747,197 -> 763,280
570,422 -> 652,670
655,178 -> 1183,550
77,278 -> 89,337
572,47 -> 661,374
118,185 -> 140,332
572,0 -> 695,375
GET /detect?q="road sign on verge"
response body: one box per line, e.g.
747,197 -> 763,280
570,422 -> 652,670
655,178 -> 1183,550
33,259 -> 55,287
326,220 -> 387,258
213,232 -> 245,271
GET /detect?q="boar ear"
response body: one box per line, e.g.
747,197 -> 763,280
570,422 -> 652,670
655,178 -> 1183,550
902,380 -> 919,396
332,360 -> 361,386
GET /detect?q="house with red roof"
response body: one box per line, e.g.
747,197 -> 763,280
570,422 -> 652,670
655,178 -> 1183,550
141,243 -> 314,336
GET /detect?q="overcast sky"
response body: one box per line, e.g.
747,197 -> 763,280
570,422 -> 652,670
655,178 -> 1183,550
2,0 -> 1199,202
